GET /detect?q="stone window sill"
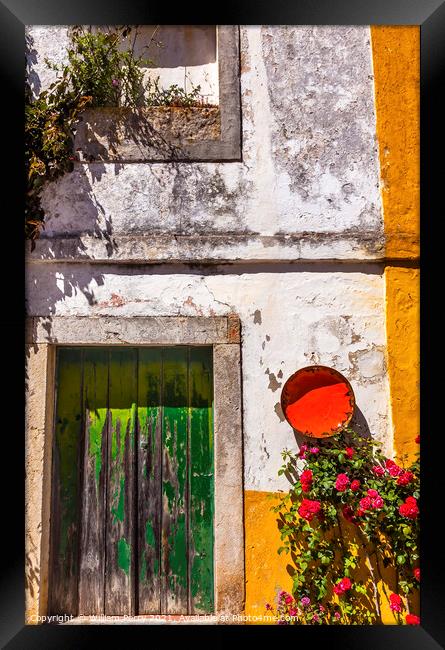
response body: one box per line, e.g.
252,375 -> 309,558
74,105 -> 233,162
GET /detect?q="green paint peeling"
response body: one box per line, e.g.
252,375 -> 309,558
168,512 -> 187,589
163,480 -> 175,511
111,477 -> 125,523
87,407 -> 107,487
111,425 -> 117,460
145,520 -> 156,548
130,403 -> 137,449
140,554 -> 147,582
53,350 -> 83,568
117,537 -> 131,575
53,346 -> 214,614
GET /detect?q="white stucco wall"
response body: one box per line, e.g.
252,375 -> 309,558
26,264 -> 392,490
27,25 -> 383,261
26,25 -> 392,490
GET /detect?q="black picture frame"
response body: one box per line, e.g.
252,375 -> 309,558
2,0 -> 443,647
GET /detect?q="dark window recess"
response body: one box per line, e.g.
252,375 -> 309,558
73,26 -> 241,162
48,346 -> 214,617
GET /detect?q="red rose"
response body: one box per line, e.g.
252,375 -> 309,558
345,447 -> 355,458
414,567 -> 420,582
371,495 -> 384,509
335,473 -> 350,492
389,593 -> 403,612
350,479 -> 361,491
399,496 -> 419,519
405,614 -> 420,625
397,471 -> 413,486
334,577 -> 352,595
362,488 -> 385,509
415,435 -> 420,444
298,498 -> 322,522
372,465 -> 385,476
300,469 -> 313,493
386,459 -> 403,477
359,496 -> 372,511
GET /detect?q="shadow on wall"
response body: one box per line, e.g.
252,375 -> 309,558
25,30 -> 40,97
276,508 -> 402,625
25,28 -> 209,325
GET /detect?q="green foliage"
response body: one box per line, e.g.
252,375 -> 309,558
269,429 -> 420,625
144,78 -> 211,108
25,74 -> 91,241
25,25 -> 214,242
48,26 -> 150,109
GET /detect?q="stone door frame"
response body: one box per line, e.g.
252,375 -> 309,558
25,314 -> 244,623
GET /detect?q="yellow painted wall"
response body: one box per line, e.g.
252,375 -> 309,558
244,490 -> 293,619
243,27 -> 420,626
370,26 -> 420,259
371,26 -> 420,463
244,490 -> 408,624
384,267 -> 420,462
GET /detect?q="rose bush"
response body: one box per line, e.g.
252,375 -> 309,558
268,428 -> 420,624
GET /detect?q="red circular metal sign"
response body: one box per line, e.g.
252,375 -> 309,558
280,365 -> 355,438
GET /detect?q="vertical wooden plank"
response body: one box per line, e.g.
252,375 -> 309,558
161,347 -> 189,614
105,348 -> 137,616
137,348 -> 162,614
189,347 -> 215,614
48,348 -> 83,615
78,348 -> 108,615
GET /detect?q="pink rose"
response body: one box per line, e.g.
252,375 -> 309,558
371,495 -> 384,509
389,593 -> 403,613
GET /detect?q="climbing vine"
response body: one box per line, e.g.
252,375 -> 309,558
268,429 -> 420,625
25,25 -> 212,243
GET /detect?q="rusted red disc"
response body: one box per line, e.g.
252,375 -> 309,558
280,365 -> 355,438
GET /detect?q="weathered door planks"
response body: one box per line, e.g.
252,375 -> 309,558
49,346 -> 214,617
105,348 -> 137,616
49,348 -> 83,615
78,348 -> 108,615
137,348 -> 162,614
189,347 -> 215,614
161,347 -> 189,614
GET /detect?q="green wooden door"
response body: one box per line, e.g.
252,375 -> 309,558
49,346 -> 214,617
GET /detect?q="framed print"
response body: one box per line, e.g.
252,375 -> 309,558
0,0 -> 443,646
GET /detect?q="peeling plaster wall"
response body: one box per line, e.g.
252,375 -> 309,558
26,25 -> 399,618
26,264 -> 392,491
26,26 -> 383,259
